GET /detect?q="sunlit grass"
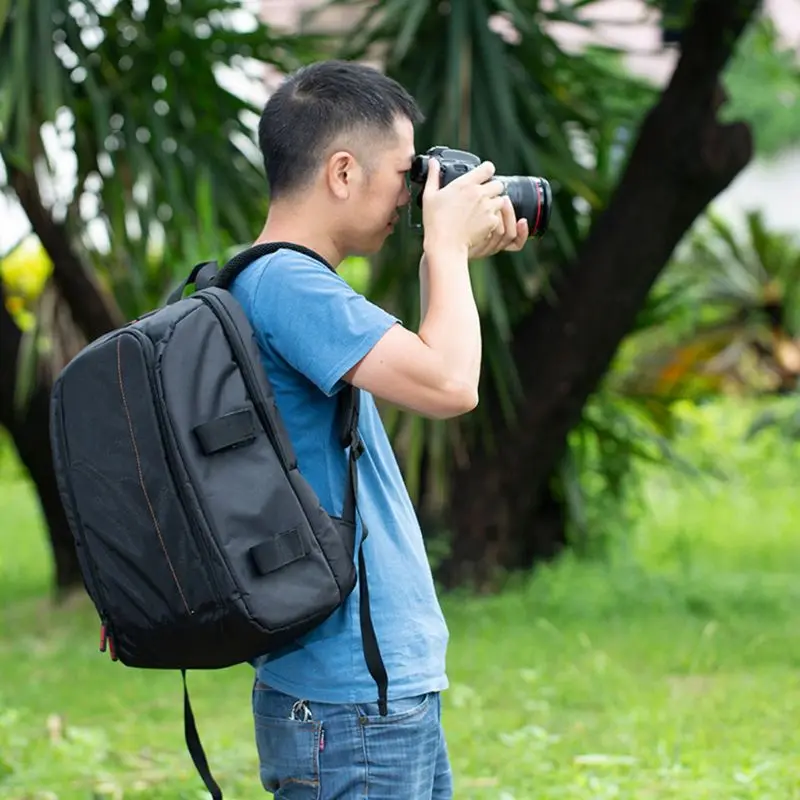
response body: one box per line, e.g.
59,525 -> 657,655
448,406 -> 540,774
2,401 -> 800,799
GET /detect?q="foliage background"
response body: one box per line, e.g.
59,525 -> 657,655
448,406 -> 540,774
3,0 -> 800,795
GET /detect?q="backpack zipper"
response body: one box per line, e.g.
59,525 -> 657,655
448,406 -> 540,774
99,621 -> 118,661
54,380 -> 118,661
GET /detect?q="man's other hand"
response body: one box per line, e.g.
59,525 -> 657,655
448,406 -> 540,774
468,196 -> 529,260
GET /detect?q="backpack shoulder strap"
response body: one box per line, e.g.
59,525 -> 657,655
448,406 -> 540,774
338,385 -> 362,528
214,241 -> 337,290
336,383 -> 388,715
167,241 -> 338,305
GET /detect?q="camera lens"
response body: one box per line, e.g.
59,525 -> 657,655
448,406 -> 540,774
500,176 -> 552,238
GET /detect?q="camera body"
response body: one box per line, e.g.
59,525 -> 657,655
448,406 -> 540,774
408,146 -> 552,239
409,146 -> 482,187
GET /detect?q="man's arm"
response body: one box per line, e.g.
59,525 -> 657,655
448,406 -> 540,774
419,252 -> 481,396
419,253 -> 429,322
417,242 -> 482,405
346,181 -> 527,420
345,242 -> 481,420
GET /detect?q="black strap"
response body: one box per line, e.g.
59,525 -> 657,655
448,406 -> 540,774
337,386 -> 388,715
354,472 -> 389,716
167,242 -> 336,306
214,241 -> 336,291
339,386 -> 362,528
249,527 -> 308,575
183,670 -> 223,800
167,260 -> 219,305
193,408 -> 257,455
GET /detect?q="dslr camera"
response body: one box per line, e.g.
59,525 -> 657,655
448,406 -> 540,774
408,146 -> 552,239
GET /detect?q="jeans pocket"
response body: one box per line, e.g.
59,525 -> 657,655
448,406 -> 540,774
253,683 -> 321,798
356,692 -> 432,725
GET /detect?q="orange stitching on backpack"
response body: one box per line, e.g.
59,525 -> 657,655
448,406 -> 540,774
117,336 -> 191,615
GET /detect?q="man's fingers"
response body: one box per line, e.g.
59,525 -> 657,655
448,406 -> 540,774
499,197 -> 516,237
487,195 -> 508,214
457,160 -> 496,185
476,208 -> 529,258
486,198 -> 516,240
422,157 -> 441,196
483,207 -> 511,252
504,219 -> 529,252
480,178 -> 506,198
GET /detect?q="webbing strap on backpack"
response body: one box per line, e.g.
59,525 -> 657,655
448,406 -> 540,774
338,386 -> 389,717
175,243 -> 389,800
183,669 -> 222,799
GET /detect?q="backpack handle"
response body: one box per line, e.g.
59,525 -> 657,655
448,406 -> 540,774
167,242 -> 338,305
166,260 -> 219,305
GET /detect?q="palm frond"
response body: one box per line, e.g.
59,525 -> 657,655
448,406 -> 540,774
612,209 -> 800,406
308,0 -> 654,506
0,0 -> 325,318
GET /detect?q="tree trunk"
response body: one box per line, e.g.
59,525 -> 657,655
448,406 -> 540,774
4,159 -> 123,341
1,158 -> 122,597
441,0 -> 758,589
0,287 -> 84,598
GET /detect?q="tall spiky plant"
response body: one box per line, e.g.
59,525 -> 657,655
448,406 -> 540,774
0,0 -> 323,594
308,0 -> 655,521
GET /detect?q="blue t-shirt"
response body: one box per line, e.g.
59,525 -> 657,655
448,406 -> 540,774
230,247 -> 449,704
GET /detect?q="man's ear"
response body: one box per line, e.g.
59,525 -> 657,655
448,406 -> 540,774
326,151 -> 356,200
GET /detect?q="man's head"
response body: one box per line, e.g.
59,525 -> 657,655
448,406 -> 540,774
258,60 -> 424,258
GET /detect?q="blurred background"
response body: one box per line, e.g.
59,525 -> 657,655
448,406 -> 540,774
2,0 -> 800,797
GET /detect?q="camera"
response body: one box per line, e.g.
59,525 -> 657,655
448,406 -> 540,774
408,146 -> 552,239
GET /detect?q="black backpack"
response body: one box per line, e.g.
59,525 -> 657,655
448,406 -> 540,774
49,242 -> 388,799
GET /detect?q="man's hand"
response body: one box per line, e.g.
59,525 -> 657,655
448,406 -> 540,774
468,196 -> 528,260
421,159 -> 508,257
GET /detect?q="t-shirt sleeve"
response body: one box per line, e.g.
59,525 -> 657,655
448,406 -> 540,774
250,252 -> 400,396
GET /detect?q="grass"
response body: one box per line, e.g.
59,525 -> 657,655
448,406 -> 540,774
2,401 -> 800,798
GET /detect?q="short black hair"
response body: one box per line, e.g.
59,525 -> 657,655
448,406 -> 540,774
258,60 -> 424,198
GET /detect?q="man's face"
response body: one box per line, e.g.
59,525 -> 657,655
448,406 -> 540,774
336,115 -> 415,257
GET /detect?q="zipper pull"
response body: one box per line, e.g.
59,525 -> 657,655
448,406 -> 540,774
107,631 -> 118,661
100,621 -> 119,661
319,726 -> 325,753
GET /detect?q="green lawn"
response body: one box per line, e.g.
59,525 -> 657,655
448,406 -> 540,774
2,402 -> 800,798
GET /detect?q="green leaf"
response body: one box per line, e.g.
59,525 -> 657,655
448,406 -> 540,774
0,0 -> 11,38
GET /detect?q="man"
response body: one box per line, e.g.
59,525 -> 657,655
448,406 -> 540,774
230,59 -> 530,799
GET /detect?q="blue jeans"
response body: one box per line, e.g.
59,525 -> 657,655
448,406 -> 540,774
252,679 -> 453,799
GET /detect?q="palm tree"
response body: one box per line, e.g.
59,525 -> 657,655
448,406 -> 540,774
311,0 -> 651,521
317,0 -> 760,587
1,0 -> 763,595
0,0 -> 320,596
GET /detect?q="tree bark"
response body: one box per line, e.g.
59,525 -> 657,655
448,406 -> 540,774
441,0 -> 758,589
0,286 -> 84,598
1,157 -> 122,597
4,159 -> 123,341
